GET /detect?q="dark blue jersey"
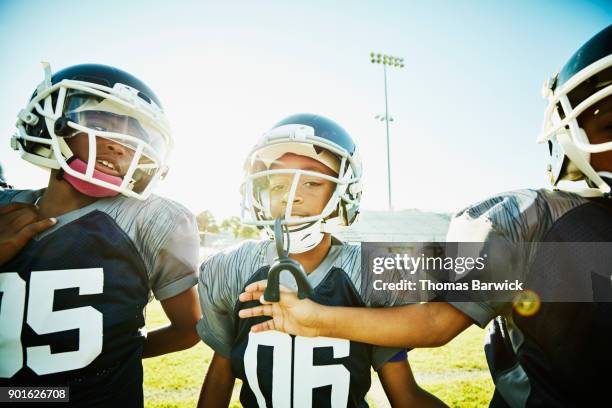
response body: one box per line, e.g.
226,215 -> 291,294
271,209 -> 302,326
197,240 -> 406,408
0,189 -> 199,407
447,189 -> 612,407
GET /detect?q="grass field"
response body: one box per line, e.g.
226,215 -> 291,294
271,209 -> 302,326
143,300 -> 494,407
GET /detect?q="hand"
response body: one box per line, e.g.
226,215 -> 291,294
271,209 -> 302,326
238,280 -> 324,337
0,203 -> 56,266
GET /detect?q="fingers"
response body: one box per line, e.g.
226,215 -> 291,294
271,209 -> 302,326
0,203 -> 35,215
244,280 -> 268,293
243,280 -> 296,295
239,290 -> 265,303
239,283 -> 295,303
16,218 -> 57,245
0,204 -> 56,236
238,304 -> 273,319
1,205 -> 38,227
9,208 -> 40,231
11,218 -> 57,250
250,320 -> 276,333
0,212 -> 56,267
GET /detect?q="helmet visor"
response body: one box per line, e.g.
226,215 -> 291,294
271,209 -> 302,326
64,93 -> 168,161
244,167 -> 343,226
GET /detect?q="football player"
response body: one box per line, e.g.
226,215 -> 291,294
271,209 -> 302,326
0,63 -> 201,407
237,25 -> 612,407
196,114 -> 446,407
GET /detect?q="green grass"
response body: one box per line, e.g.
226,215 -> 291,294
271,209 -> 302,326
143,301 -> 494,407
409,325 -> 494,407
143,301 -> 242,408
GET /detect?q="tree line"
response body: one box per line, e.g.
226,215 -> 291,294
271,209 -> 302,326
196,210 -> 260,239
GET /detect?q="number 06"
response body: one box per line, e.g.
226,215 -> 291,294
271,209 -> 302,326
245,331 -> 351,408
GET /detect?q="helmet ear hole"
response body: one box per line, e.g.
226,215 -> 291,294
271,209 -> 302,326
23,113 -> 49,155
25,111 -> 47,137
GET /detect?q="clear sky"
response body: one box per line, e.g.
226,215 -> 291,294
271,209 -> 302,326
0,1 -> 610,219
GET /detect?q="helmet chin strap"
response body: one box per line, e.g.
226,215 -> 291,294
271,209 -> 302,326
285,220 -> 325,254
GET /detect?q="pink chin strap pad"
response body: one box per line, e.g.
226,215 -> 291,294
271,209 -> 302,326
63,158 -> 123,197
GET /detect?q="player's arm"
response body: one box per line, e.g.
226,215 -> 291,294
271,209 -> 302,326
142,205 -> 202,357
142,286 -> 201,358
238,281 -> 473,348
197,352 -> 235,408
378,359 -> 448,408
324,302 -> 472,347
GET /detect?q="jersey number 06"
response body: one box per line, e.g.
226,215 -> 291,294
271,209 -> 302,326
245,331 -> 351,407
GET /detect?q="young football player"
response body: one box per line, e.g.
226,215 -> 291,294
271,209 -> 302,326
238,25 -> 612,407
196,114 -> 446,407
0,63 -> 201,407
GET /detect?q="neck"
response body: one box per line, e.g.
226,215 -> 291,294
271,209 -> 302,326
37,170 -> 98,219
289,233 -> 332,274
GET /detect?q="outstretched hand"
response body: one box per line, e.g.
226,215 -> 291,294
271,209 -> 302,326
238,280 -> 325,337
0,203 -> 56,266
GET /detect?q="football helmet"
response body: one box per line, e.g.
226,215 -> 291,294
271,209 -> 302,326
11,63 -> 172,199
539,24 -> 612,197
241,113 -> 362,253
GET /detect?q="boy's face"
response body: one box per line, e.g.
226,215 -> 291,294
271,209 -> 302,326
268,153 -> 337,220
65,133 -> 135,177
578,95 -> 612,173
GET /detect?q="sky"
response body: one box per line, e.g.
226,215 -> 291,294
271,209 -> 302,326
0,0 -> 610,219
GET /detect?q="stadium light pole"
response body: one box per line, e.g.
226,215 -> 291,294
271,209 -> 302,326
370,52 -> 404,211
